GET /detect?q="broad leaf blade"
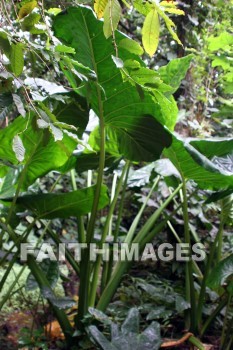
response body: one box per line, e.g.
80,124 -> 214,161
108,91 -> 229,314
15,185 -> 109,219
164,136 -> 233,190
0,115 -> 77,188
53,7 -> 172,161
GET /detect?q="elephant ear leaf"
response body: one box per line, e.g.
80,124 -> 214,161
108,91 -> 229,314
14,185 -> 109,219
164,136 -> 233,190
53,6 -> 172,162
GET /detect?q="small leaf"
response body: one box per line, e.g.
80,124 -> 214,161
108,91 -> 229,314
121,308 -> 139,334
18,0 -> 38,19
0,30 -> 11,57
12,135 -> 25,162
160,12 -> 182,46
48,8 -> 62,16
111,55 -> 124,68
55,44 -> 76,54
164,8 -> 185,15
142,9 -> 160,57
41,286 -> 76,309
88,308 -> 112,325
49,296 -> 76,309
37,118 -> 49,129
158,55 -> 193,95
88,326 -> 114,350
103,0 -> 121,39
94,0 -> 108,19
12,93 -> 26,117
119,38 -> 144,55
10,43 -> 24,76
21,12 -> 41,31
175,295 -> 190,313
49,124 -> 63,141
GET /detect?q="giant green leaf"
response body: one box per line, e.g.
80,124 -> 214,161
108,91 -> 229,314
75,153 -> 119,173
53,6 -> 172,161
164,136 -> 233,190
15,185 -> 109,219
189,138 -> 233,158
0,116 -> 77,189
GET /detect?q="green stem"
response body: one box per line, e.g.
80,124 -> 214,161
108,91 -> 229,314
97,183 -> 182,311
0,265 -> 27,310
106,162 -> 131,284
44,224 -> 80,275
220,293 -> 232,348
196,221 -> 223,329
200,295 -> 228,336
181,179 -> 196,332
217,200 -> 225,263
0,219 -> 37,265
89,161 -> 129,307
125,176 -> 160,245
134,183 -> 183,245
70,169 -> 86,244
188,336 -> 205,350
167,220 -> 203,279
77,84 -> 105,323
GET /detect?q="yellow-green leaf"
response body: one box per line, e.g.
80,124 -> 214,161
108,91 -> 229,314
47,8 -> 62,16
103,0 -> 121,39
142,9 -> 160,57
160,1 -> 177,8
18,0 -> 37,20
119,38 -> 144,55
94,0 -> 108,19
164,8 -> 185,15
159,10 -> 182,46
134,0 -> 152,16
